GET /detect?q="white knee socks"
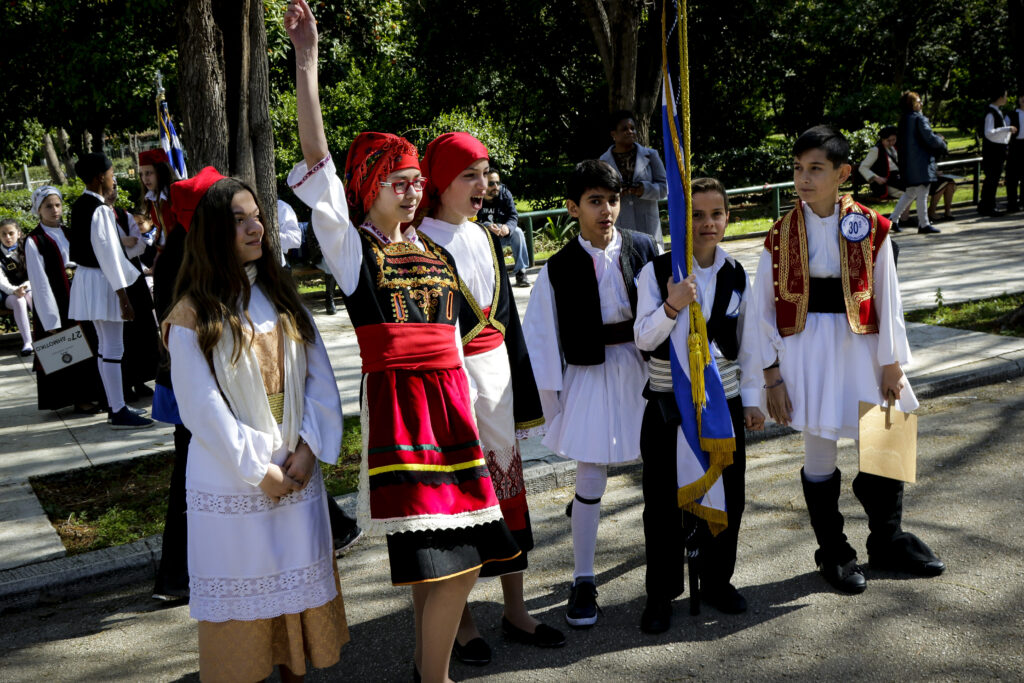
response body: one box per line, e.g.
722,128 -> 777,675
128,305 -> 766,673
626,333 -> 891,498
572,462 -> 608,582
6,293 -> 32,350
803,432 -> 839,482
94,320 -> 125,413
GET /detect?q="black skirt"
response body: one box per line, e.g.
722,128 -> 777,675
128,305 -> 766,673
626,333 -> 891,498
385,519 -> 521,585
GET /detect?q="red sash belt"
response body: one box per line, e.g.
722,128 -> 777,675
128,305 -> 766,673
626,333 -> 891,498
356,322 -> 461,373
464,306 -> 505,357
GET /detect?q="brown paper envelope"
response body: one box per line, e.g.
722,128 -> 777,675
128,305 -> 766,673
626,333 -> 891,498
858,401 -> 917,483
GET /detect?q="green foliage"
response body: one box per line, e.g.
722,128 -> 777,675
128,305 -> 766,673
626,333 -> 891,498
0,177 -> 134,233
410,109 -> 519,172
695,137 -> 794,187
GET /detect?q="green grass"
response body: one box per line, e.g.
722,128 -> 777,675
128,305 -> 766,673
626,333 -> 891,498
905,293 -> 1024,337
31,416 -> 363,555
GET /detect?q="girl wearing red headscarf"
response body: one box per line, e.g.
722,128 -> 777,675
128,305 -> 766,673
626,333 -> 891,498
418,136 -> 564,662
285,3 -> 519,682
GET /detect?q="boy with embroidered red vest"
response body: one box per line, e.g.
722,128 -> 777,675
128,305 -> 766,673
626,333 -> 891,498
743,126 -> 944,594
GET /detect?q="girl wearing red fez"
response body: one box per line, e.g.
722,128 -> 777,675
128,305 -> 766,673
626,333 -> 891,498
418,135 -> 564,662
164,166 -> 348,682
138,148 -> 175,250
285,3 -> 519,681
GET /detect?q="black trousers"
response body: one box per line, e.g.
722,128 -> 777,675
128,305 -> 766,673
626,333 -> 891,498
980,145 -> 1008,212
1006,141 -> 1024,210
154,424 -> 191,594
641,394 -> 747,601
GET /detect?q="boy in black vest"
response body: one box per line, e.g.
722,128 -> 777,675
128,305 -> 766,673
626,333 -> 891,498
633,177 -> 764,632
979,90 -> 1017,216
522,160 -> 658,628
68,153 -> 153,429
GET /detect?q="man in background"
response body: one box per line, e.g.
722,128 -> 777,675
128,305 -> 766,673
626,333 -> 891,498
478,170 -> 531,287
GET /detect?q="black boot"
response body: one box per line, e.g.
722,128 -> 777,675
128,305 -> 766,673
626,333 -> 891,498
801,468 -> 866,594
852,472 -> 945,576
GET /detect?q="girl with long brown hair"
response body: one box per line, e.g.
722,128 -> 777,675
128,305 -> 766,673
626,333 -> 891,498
164,166 -> 348,682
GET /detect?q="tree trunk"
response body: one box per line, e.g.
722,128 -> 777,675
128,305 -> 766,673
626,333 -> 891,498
57,129 -> 75,179
178,0 -> 278,255
246,0 -> 279,261
577,0 -> 659,145
42,133 -> 67,185
179,0 -> 230,171
88,125 -> 106,154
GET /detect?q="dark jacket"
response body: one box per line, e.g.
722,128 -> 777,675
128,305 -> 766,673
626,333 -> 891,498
476,185 -> 519,231
897,111 -> 947,186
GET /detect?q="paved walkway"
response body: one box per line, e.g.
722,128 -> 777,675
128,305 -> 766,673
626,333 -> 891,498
0,209 -> 1022,581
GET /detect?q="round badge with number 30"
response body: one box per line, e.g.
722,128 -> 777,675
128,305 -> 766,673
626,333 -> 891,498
840,213 -> 871,242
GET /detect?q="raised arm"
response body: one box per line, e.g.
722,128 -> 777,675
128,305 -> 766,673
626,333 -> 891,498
285,0 -> 329,167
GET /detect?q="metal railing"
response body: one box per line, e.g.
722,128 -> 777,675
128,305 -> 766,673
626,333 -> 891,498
519,156 -> 984,265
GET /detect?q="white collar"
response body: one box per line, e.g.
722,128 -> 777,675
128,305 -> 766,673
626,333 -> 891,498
420,216 -> 470,233
801,201 -> 840,225
693,245 -> 730,273
83,189 -> 107,202
145,188 -> 169,202
578,228 -> 620,255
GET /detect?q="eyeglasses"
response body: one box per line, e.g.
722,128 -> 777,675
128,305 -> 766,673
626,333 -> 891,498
379,178 -> 428,195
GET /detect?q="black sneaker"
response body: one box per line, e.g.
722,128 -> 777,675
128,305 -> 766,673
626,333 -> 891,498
108,405 -> 148,421
110,406 -> 155,429
514,271 -> 531,288
565,579 -> 599,628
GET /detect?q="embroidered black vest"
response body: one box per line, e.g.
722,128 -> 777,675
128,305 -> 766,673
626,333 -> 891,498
869,143 -> 895,180
454,226 -> 544,429
70,193 -> 103,268
343,230 -> 460,327
647,252 -> 747,363
27,224 -> 73,326
547,229 -> 658,366
1,247 -> 28,287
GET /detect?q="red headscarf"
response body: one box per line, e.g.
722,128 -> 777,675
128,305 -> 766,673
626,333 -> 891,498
344,132 -> 420,222
139,149 -> 170,167
169,166 -> 227,233
420,132 -> 489,215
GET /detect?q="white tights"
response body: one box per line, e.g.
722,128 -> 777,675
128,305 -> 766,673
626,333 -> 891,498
803,432 -> 864,482
5,292 -> 33,349
888,184 -> 931,228
93,319 -> 125,413
571,462 -> 608,581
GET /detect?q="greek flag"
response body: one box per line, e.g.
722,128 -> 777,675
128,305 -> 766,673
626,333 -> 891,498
661,0 -> 735,534
158,99 -> 188,180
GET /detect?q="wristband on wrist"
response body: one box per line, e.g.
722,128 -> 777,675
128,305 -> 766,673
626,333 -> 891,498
664,300 -> 680,314
764,378 -> 785,389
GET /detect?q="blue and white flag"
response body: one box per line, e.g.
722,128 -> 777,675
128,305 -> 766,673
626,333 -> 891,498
158,99 -> 187,180
661,0 -> 735,534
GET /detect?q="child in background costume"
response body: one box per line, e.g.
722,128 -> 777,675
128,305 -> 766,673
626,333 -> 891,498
23,186 -> 103,412
103,180 -> 159,401
67,153 -> 152,430
523,159 -> 658,628
418,132 -> 564,664
634,178 -> 764,633
165,166 -> 348,683
0,219 -> 35,355
139,148 -> 176,250
285,3 -> 519,680
743,126 -> 945,595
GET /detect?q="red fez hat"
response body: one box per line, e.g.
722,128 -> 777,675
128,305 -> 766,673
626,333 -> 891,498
420,132 -> 489,214
139,149 -> 170,167
169,166 -> 227,233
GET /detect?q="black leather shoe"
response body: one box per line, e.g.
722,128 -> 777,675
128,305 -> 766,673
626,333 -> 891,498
703,584 -> 748,614
501,616 -> 566,647
917,225 -> 941,234
819,557 -> 867,594
869,533 -> 946,577
452,636 -> 491,666
890,222 -> 901,233
640,598 -> 672,634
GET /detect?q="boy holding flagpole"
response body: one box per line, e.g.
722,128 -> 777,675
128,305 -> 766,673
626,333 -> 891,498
634,177 -> 764,632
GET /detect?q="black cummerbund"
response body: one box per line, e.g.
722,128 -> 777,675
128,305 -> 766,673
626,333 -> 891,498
808,278 -> 846,314
603,319 -> 636,345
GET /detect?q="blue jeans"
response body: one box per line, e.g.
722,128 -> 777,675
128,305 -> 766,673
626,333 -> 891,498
501,226 -> 529,273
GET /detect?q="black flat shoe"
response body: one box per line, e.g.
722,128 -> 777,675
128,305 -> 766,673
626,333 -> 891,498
452,636 -> 491,666
501,616 -> 566,647
917,225 -> 941,234
819,558 -> 867,594
869,533 -> 946,577
639,599 -> 672,634
702,584 -> 748,614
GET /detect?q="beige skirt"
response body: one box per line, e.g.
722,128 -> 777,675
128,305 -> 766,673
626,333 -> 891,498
197,563 -> 349,682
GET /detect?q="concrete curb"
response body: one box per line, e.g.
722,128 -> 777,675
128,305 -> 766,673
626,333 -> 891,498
3,355 -> 1024,614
